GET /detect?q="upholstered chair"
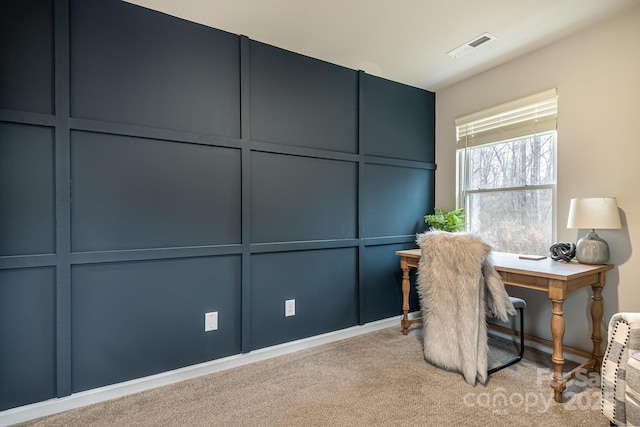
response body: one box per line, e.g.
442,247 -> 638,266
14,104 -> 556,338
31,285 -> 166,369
601,312 -> 640,426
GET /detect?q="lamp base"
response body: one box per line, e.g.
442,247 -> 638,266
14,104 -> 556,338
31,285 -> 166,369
575,230 -> 610,264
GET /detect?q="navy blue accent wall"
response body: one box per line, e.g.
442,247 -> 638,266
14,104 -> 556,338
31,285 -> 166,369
0,0 -> 54,114
0,0 -> 435,410
250,42 -> 359,153
251,248 -> 359,349
70,132 -> 242,252
71,256 -> 241,392
0,268 -> 56,411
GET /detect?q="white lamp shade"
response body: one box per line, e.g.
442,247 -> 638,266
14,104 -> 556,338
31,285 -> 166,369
567,197 -> 622,230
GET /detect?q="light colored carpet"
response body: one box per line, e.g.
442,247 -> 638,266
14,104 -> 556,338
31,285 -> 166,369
17,326 -> 609,426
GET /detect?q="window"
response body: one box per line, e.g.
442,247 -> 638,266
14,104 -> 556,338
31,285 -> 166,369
456,89 -> 557,255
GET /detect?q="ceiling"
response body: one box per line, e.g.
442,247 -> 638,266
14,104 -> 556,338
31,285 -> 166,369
125,0 -> 639,91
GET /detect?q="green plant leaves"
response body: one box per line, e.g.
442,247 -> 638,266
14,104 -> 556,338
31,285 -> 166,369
424,208 -> 466,232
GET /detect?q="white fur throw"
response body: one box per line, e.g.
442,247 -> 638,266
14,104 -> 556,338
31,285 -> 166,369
416,230 -> 515,385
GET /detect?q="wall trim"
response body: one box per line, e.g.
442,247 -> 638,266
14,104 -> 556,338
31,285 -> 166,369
0,314 -> 412,426
1,313 -> 579,426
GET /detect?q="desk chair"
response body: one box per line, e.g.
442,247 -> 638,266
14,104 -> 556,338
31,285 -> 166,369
416,230 -> 526,385
488,296 -> 526,375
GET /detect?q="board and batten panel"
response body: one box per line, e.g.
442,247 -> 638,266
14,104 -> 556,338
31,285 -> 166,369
361,244 -> 420,323
0,0 -> 54,114
0,0 -> 436,412
362,163 -> 434,239
361,73 -> 435,163
69,0 -> 240,136
70,256 -> 241,392
0,267 -> 56,411
251,151 -> 357,243
250,41 -> 358,153
250,248 -> 358,350
70,132 -> 241,252
0,122 -> 55,256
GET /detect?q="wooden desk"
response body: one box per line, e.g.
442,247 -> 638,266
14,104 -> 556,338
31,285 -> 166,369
395,248 -> 613,403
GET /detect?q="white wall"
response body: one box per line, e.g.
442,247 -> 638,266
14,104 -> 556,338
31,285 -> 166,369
435,5 -> 640,349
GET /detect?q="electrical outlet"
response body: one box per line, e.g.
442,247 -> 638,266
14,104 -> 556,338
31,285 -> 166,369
205,311 -> 218,331
285,299 -> 295,317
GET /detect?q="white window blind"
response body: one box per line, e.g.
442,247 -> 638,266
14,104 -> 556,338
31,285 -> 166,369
455,88 -> 557,149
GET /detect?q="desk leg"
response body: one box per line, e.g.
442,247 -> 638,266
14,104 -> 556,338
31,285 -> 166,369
549,282 -> 567,403
400,257 -> 411,335
590,272 -> 606,373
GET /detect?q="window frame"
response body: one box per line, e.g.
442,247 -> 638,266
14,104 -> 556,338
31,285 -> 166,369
456,115 -> 558,255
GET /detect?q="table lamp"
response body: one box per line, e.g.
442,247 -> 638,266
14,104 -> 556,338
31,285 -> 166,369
567,197 -> 621,264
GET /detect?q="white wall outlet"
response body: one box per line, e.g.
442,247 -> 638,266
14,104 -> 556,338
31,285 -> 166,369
205,311 -> 218,331
285,299 -> 295,317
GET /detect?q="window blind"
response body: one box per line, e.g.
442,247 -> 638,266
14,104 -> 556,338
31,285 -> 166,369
455,88 -> 557,149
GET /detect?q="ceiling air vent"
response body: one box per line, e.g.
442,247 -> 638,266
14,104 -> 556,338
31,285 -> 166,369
447,32 -> 497,58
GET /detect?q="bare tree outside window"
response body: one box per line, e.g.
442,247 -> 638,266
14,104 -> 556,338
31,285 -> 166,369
460,132 -> 556,255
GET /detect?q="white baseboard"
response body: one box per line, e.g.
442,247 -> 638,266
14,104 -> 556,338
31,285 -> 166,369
2,313 -> 587,426
0,314 -> 410,427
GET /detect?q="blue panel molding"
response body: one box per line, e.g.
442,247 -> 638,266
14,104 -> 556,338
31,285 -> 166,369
0,0 -> 435,412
